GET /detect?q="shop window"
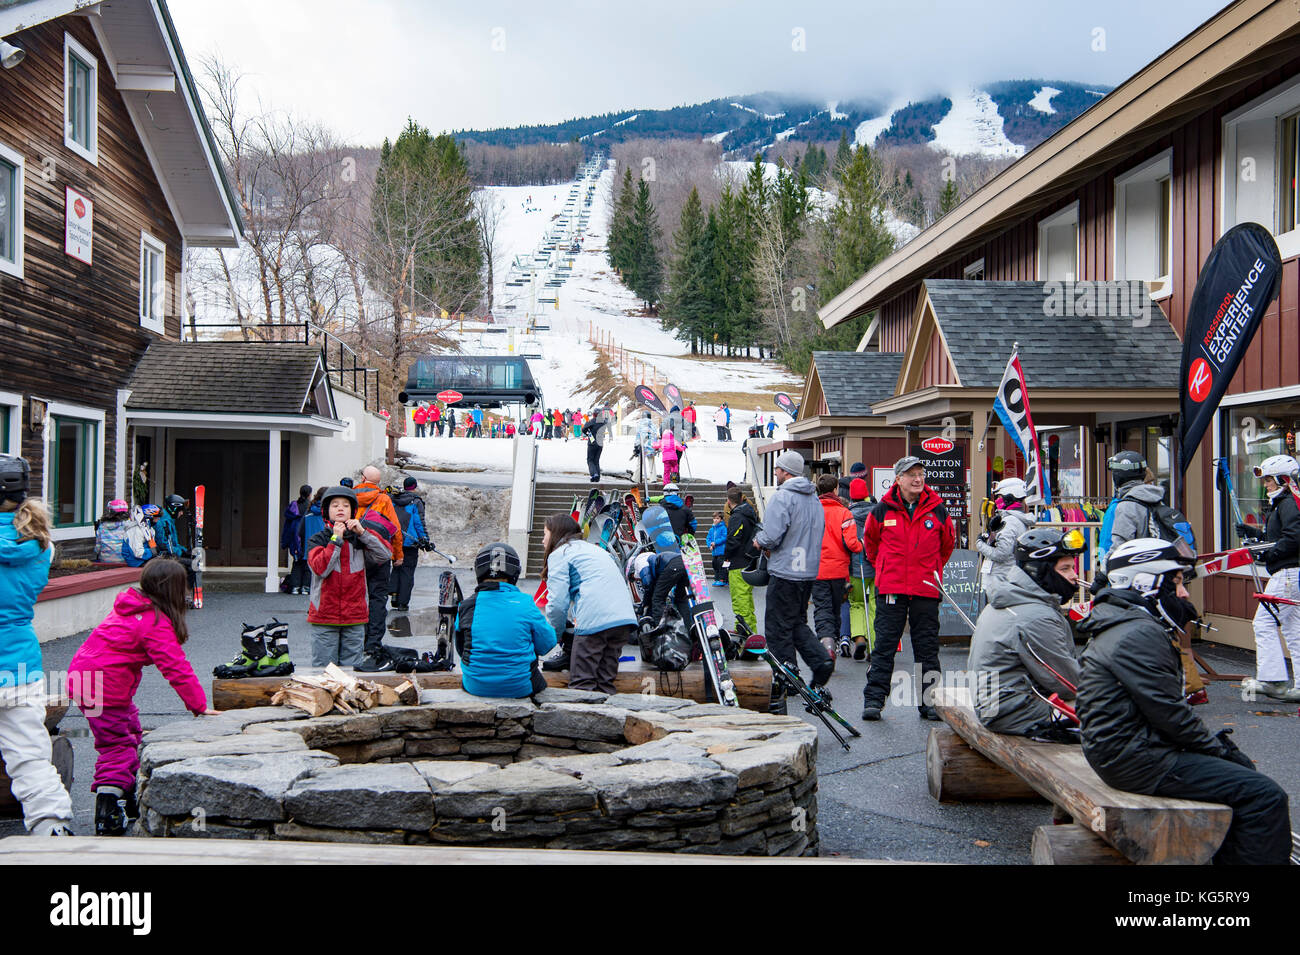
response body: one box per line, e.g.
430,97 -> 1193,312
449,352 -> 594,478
1114,150 -> 1172,293
64,34 -> 98,164
1222,75 -> 1300,260
0,140 -> 23,279
1221,399 -> 1300,548
1037,203 -> 1078,281
52,414 -> 99,527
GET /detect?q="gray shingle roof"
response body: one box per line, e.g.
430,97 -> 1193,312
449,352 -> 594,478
812,351 -> 904,415
125,342 -> 324,414
924,280 -> 1182,389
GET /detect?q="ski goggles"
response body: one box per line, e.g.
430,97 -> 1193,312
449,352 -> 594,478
1251,465 -> 1293,481
1060,529 -> 1087,553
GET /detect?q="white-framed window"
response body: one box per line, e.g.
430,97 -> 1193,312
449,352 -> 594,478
963,258 -> 985,281
139,232 -> 166,333
0,390 -> 21,456
1114,149 -> 1173,296
1037,202 -> 1079,281
63,32 -> 98,164
1222,74 -> 1300,260
0,140 -> 23,280
44,401 -> 105,538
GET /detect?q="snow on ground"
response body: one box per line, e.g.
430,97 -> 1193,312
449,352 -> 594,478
854,99 -> 906,148
1028,85 -> 1061,114
706,130 -> 731,143
929,88 -> 1025,159
826,100 -> 848,122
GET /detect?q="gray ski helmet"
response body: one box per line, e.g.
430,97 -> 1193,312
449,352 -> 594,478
1014,528 -> 1084,603
475,542 -> 521,584
1107,451 -> 1147,483
741,552 -> 770,587
320,486 -> 359,520
0,454 -> 30,504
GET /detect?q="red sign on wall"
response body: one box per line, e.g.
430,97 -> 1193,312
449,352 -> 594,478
436,390 -> 463,404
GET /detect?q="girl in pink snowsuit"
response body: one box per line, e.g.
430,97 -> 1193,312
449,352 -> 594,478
67,558 -> 213,833
654,429 -> 681,484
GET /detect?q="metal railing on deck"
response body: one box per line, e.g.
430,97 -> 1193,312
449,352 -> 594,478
182,321 -> 381,412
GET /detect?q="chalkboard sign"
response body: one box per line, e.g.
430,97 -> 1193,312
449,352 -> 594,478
937,548 -> 980,639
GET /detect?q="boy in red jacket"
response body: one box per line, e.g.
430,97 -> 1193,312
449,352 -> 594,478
812,474 -> 862,661
307,486 -> 392,666
860,456 -> 955,722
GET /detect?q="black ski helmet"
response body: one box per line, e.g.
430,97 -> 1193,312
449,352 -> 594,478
1014,528 -> 1084,604
0,454 -> 30,504
164,493 -> 187,515
1107,451 -> 1147,486
475,542 -> 521,584
320,486 -> 359,520
740,552 -> 769,587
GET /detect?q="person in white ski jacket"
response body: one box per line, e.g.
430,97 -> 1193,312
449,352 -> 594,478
976,478 -> 1034,590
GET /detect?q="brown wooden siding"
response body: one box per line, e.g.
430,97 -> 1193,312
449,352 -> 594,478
917,326 -> 959,388
0,18 -> 183,521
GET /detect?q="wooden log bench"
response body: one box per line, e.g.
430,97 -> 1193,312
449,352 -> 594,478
929,687 -> 1232,865
212,660 -> 773,712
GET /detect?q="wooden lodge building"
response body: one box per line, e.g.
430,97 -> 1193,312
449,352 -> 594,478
0,0 -> 384,598
806,0 -> 1300,648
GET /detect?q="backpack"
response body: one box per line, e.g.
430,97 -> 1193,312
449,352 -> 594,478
394,498 -> 427,543
1140,500 -> 1197,553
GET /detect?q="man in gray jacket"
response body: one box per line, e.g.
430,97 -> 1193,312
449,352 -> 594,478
752,451 -> 829,694
968,528 -> 1084,737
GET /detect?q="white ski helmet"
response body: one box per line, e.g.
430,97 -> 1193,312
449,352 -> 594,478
1102,538 -> 1194,595
1252,454 -> 1300,484
992,477 -> 1029,500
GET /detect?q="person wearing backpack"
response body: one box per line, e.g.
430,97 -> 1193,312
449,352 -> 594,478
388,476 -> 427,612
812,473 -> 862,663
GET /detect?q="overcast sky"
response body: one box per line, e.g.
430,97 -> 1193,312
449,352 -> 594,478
168,0 -> 1230,146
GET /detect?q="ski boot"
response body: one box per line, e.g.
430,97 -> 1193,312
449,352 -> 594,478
95,787 -> 127,837
212,623 -> 267,678
253,618 -> 294,677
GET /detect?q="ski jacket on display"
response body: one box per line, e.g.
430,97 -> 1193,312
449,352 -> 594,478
354,483 -> 403,558
817,493 -> 863,581
847,499 -> 875,579
0,512 -> 52,687
544,539 -> 637,637
752,476 -> 824,581
1260,489 -> 1300,575
967,568 -> 1080,735
454,580 -> 556,699
862,485 -> 954,597
94,519 -> 129,563
306,525 -> 391,626
66,587 -> 206,715
975,508 -> 1033,583
1076,588 -> 1231,793
723,501 -> 759,567
662,495 -> 696,537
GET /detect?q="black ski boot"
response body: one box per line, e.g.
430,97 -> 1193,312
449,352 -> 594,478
122,788 -> 139,823
95,787 -> 127,837
213,623 -> 267,678
253,618 -> 294,677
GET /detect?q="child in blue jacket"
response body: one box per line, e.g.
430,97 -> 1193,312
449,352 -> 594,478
455,543 -> 556,698
706,511 -> 728,585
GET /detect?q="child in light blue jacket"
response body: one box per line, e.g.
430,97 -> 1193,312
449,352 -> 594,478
706,512 -> 728,585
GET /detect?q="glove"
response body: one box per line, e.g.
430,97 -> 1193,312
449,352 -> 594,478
1214,728 -> 1255,770
1235,522 -> 1256,540
987,513 -> 1004,534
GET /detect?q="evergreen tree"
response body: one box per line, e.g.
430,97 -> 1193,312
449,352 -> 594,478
938,175 -> 959,215
833,130 -> 852,179
714,184 -> 758,353
627,178 -> 662,307
663,187 -> 710,350
608,166 -> 637,274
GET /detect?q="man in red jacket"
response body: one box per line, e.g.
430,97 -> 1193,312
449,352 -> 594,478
860,456 -> 955,722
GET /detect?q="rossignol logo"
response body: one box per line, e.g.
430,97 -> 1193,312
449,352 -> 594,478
920,437 -> 954,455
1187,358 -> 1213,403
50,885 -> 151,935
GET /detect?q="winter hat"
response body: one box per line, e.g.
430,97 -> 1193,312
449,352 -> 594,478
894,456 -> 924,477
339,477 -> 354,488
403,476 -> 418,490
774,450 -> 805,476
849,462 -> 866,475
850,478 -> 869,500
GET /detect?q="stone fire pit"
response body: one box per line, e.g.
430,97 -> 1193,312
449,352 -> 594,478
137,688 -> 819,856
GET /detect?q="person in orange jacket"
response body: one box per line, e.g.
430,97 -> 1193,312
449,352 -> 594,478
812,473 -> 863,662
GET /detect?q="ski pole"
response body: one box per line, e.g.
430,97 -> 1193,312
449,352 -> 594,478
925,572 -> 977,630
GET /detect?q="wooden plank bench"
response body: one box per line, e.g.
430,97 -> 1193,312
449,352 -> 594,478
212,661 -> 773,712
929,687 -> 1232,865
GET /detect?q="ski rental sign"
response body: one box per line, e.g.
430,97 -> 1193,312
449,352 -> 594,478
992,348 -> 1049,505
1177,223 -> 1283,476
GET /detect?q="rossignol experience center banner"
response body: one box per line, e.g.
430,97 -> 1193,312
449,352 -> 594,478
992,351 -> 1049,504
1178,223 -> 1283,475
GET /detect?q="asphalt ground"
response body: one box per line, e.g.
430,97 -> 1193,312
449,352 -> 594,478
5,565 -> 1296,863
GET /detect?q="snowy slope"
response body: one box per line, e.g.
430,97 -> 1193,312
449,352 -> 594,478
854,99 -> 906,148
929,88 -> 1025,159
1028,86 -> 1061,114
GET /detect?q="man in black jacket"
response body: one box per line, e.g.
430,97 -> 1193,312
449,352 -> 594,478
1242,454 -> 1300,702
724,487 -> 758,632
1077,538 -> 1291,865
388,477 -> 426,611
